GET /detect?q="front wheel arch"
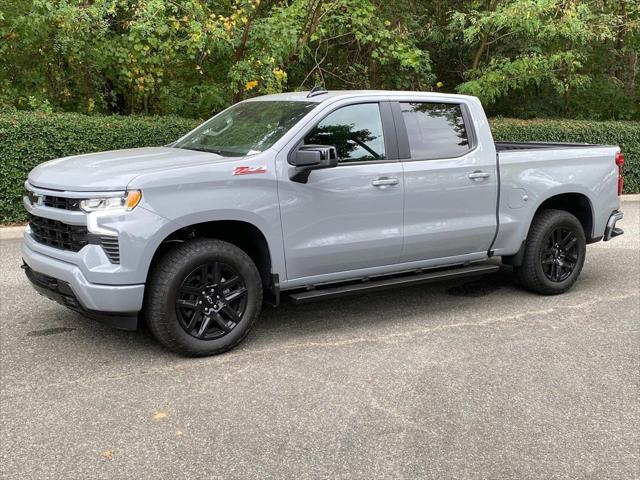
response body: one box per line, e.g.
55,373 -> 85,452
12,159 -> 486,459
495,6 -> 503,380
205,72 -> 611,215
146,220 -> 274,291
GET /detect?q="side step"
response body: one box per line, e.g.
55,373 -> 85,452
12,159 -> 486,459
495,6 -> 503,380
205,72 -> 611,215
288,264 -> 500,304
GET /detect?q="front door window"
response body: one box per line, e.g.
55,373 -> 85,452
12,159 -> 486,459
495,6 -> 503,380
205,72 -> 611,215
305,103 -> 386,163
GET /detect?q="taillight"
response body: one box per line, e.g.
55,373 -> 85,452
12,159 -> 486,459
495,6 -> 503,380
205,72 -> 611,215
615,152 -> 624,196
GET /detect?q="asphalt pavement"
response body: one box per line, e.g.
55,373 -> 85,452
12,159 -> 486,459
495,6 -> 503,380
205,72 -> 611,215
1,202 -> 638,479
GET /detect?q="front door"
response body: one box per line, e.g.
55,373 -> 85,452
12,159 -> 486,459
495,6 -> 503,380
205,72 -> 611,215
277,102 -> 404,282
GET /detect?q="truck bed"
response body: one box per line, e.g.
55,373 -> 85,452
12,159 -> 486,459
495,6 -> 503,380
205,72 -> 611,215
495,141 -> 603,152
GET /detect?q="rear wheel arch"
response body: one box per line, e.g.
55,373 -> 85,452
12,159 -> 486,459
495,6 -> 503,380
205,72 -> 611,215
535,193 -> 595,241
503,192 -> 595,267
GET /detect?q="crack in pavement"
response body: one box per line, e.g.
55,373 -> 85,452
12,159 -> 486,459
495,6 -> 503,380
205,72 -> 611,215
2,291 -> 638,397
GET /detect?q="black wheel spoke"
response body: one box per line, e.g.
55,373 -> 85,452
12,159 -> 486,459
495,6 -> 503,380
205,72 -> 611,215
221,305 -> 241,324
199,265 -> 209,287
186,310 -> 202,330
182,285 -> 202,295
565,253 -> 578,263
563,235 -> 577,250
197,315 -> 212,337
212,262 -> 222,284
177,299 -> 198,309
558,264 -> 567,280
210,313 -> 231,332
225,287 -> 247,303
221,275 -> 241,289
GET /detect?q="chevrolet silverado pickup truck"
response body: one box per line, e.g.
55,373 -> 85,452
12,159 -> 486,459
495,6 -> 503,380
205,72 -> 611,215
22,89 -> 625,356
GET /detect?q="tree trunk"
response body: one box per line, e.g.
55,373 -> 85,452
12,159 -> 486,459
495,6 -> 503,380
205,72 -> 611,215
470,33 -> 490,78
470,0 -> 500,78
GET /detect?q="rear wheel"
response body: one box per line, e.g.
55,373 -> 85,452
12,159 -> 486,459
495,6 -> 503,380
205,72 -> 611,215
145,238 -> 262,356
515,209 -> 586,295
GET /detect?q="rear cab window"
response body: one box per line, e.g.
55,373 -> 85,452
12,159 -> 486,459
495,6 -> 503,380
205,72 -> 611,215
400,103 -> 472,159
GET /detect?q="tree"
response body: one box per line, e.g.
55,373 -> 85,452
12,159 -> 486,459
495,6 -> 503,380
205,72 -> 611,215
0,0 -> 637,119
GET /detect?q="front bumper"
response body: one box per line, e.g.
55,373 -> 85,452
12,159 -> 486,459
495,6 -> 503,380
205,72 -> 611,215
22,240 -> 144,330
604,210 -> 624,241
23,182 -> 178,285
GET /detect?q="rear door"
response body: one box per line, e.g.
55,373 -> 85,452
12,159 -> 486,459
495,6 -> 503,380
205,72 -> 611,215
394,100 -> 498,263
277,101 -> 404,282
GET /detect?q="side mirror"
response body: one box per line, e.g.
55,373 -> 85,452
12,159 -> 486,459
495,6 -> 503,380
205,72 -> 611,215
290,145 -> 339,183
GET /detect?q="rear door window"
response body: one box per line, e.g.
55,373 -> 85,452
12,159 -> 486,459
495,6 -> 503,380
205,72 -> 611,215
400,103 -> 471,159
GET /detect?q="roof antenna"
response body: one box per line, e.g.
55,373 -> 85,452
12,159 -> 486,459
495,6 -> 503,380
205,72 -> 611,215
307,85 -> 328,98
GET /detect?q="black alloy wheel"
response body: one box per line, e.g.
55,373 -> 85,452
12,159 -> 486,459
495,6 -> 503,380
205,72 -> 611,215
145,238 -> 262,356
541,227 -> 580,282
514,209 -> 586,295
176,262 -> 248,340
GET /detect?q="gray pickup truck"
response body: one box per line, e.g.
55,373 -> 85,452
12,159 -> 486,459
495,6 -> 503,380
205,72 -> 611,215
22,89 -> 625,355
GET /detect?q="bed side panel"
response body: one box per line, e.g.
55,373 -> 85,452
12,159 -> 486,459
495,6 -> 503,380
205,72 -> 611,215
492,146 -> 620,256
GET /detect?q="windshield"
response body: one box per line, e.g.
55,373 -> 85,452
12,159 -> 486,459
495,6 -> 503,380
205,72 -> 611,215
174,101 -> 316,156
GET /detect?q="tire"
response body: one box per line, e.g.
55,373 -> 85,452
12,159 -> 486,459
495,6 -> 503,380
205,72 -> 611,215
515,209 -> 586,295
145,238 -> 262,356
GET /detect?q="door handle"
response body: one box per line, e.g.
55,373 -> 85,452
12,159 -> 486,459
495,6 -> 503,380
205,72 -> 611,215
372,177 -> 399,187
468,171 -> 490,181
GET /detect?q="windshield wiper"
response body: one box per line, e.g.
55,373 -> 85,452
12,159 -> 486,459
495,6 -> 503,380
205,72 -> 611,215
175,145 -> 224,155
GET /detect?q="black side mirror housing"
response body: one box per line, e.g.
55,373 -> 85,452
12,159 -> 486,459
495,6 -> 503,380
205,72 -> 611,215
290,145 -> 339,183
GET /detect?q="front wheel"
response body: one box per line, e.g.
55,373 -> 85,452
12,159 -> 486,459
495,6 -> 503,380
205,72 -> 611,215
515,209 -> 586,295
145,239 -> 263,356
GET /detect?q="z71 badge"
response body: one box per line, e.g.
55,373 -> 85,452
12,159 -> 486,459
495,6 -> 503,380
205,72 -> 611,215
233,166 -> 267,175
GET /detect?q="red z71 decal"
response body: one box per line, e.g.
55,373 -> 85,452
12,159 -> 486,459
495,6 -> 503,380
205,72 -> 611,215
233,166 -> 267,175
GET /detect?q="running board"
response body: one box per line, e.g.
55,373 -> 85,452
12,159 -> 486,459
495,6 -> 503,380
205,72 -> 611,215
288,264 -> 500,304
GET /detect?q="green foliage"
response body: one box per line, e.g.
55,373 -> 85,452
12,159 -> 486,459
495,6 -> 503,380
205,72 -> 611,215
0,0 -> 433,117
2,0 -> 635,119
451,0 -> 609,103
0,111 -> 199,223
415,0 -> 639,119
0,111 -> 638,223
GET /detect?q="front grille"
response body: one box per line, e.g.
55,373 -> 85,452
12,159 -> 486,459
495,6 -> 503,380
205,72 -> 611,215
28,214 -> 120,263
28,214 -> 89,252
43,195 -> 82,211
27,191 -> 83,210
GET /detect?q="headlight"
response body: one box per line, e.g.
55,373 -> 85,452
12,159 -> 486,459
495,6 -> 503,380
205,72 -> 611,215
80,190 -> 142,213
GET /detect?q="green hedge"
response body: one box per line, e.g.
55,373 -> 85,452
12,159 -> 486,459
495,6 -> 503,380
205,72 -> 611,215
0,112 -> 199,223
1,111 -> 638,223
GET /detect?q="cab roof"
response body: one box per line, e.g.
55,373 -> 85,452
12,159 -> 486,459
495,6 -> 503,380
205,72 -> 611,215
244,89 -> 477,104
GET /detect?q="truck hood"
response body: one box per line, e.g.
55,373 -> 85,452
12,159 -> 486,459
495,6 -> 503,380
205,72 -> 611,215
28,147 -> 225,192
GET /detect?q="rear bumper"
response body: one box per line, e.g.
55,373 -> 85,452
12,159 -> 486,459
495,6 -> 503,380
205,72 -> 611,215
22,240 -> 144,330
604,211 -> 624,241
